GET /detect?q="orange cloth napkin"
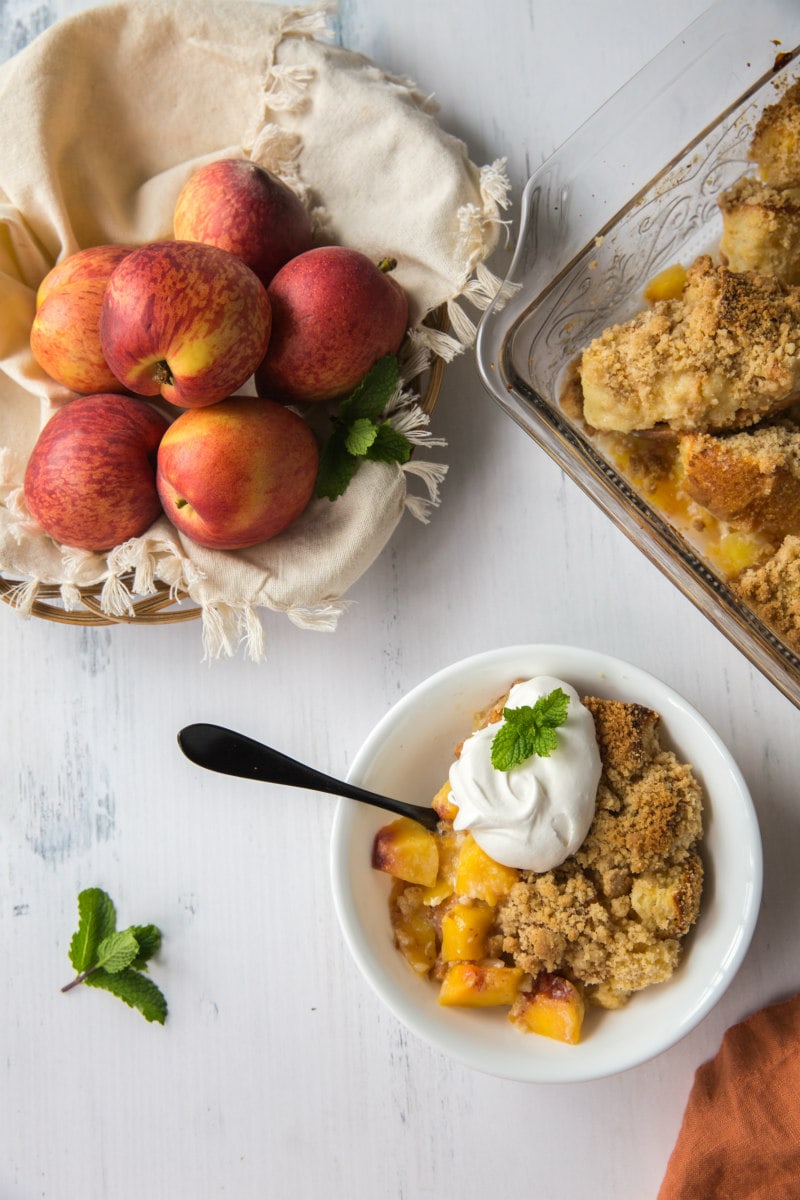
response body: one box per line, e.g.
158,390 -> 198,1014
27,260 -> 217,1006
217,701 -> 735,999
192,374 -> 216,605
659,993 -> 800,1200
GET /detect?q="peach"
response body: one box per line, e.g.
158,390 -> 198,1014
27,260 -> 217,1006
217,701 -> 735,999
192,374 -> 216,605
156,396 -> 318,550
255,246 -> 408,404
30,244 -> 136,394
440,903 -> 496,962
454,833 -> 519,905
389,882 -> 438,976
432,780 -> 459,823
99,240 -> 271,408
173,158 -> 313,287
23,394 -> 168,551
372,816 -> 439,888
438,963 -> 524,1008
509,973 -> 586,1044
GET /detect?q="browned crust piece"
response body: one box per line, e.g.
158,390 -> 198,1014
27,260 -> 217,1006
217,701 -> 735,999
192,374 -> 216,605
580,695 -> 661,782
679,422 -> 800,539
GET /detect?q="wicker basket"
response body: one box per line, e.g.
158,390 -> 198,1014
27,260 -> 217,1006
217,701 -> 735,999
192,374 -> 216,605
0,308 -> 448,626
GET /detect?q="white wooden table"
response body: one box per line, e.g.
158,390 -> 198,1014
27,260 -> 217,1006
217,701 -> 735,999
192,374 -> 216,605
3,2 -> 797,1197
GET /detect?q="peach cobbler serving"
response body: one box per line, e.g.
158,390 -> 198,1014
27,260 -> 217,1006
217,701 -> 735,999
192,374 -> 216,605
371,677 -> 704,1045
563,78 -> 800,655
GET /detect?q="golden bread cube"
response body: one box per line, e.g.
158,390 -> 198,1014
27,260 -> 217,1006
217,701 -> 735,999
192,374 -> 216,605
680,425 -> 800,545
630,855 -> 703,938
372,816 -> 439,887
438,962 -> 524,1008
509,973 -> 586,1044
454,833 -> 519,905
440,902 -> 496,962
718,178 -> 800,285
643,262 -> 687,303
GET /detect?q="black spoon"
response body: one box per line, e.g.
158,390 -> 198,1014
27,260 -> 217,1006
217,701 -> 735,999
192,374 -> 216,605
177,723 -> 440,831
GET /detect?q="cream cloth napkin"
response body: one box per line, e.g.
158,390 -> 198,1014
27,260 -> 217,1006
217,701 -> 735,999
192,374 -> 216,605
0,0 -> 511,657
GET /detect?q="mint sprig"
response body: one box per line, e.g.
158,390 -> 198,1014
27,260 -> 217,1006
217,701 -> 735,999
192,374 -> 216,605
84,968 -> 168,1024
62,887 -> 167,1024
490,687 -> 571,771
315,355 -> 412,500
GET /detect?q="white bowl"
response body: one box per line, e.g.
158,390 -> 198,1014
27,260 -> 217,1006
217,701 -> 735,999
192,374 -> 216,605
330,644 -> 762,1083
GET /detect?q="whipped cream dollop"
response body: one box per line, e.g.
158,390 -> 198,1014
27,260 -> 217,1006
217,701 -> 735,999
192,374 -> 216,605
449,676 -> 602,872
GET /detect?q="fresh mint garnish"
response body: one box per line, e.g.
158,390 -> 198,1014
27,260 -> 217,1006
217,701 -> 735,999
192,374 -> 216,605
490,687 -> 571,771
315,355 -> 412,500
94,928 -> 141,974
84,968 -> 168,1025
345,417 -> 379,456
62,887 -> 167,1024
68,886 -> 116,973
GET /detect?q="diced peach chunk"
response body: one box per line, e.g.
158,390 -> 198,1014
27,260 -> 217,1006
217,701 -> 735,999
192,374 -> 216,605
372,816 -> 439,887
454,833 -> 519,905
421,829 -> 461,906
420,877 -> 452,907
712,531 -> 766,578
509,973 -> 585,1044
643,262 -> 687,303
440,902 -> 496,962
389,882 -> 437,976
393,906 -> 437,975
432,780 -> 459,822
439,962 -> 524,1007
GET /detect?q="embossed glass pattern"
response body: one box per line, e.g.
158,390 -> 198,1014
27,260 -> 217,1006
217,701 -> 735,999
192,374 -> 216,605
477,0 -> 800,709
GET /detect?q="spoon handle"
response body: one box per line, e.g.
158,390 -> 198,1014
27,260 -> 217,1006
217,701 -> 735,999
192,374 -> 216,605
177,723 -> 440,830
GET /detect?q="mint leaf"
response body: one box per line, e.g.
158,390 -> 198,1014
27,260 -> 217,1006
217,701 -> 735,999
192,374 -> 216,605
85,968 -> 168,1025
62,888 -> 167,1022
315,355 -> 414,501
128,924 -> 161,970
532,686 -> 571,731
365,422 -> 412,465
69,888 -> 116,973
491,688 -> 571,771
338,355 -> 399,423
345,417 -> 379,456
95,928 -> 140,975
315,429 -> 359,500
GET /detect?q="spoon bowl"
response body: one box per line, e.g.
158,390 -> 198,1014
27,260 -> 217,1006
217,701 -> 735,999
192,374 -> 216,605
177,722 -> 440,830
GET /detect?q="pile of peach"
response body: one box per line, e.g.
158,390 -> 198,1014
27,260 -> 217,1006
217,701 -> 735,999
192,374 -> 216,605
24,159 -> 408,554
372,781 -> 586,1045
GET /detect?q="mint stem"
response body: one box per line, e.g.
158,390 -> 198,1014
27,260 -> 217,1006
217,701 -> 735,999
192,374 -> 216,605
61,966 -> 99,993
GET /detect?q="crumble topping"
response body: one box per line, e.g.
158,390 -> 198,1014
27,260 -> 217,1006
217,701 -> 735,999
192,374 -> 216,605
579,255 -> 800,435
734,533 -> 800,652
719,177 -> 800,285
497,697 -> 703,1009
750,78 -> 800,189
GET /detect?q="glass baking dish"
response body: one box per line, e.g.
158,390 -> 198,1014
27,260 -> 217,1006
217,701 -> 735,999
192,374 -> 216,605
476,0 -> 800,710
